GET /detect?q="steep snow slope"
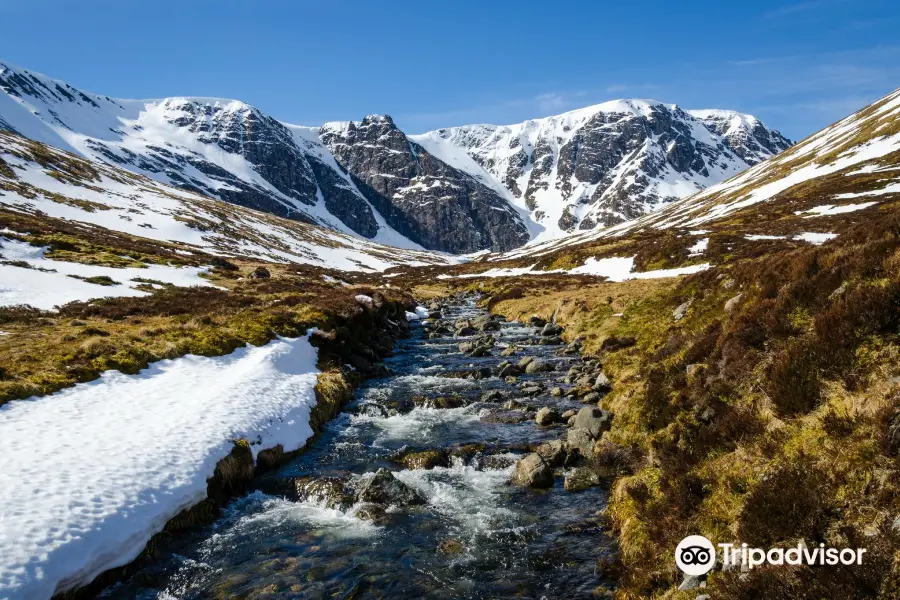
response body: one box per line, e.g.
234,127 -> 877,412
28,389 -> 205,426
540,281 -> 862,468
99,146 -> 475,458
0,130 -> 451,271
413,100 -> 791,240
688,109 -> 793,164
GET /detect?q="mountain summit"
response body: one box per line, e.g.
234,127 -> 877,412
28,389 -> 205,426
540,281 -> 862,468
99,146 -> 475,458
413,100 -> 791,239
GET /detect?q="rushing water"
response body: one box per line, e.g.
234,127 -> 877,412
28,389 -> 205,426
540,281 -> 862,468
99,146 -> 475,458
104,299 -> 614,599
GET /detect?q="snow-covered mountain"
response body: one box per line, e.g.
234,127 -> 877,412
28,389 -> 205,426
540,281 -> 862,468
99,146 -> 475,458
0,61 -> 429,248
494,88 -> 900,264
0,61 -> 527,254
0,59 -> 791,252
412,100 -> 791,240
0,129 -> 451,272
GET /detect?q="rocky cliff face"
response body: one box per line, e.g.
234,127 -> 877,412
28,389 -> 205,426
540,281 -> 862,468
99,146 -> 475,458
319,115 -> 529,253
413,100 -> 792,237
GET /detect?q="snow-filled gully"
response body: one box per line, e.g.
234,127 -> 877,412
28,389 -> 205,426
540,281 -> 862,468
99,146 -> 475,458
77,299 -> 611,599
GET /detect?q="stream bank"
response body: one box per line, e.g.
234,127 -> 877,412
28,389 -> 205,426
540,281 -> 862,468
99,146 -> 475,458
101,295 -> 618,599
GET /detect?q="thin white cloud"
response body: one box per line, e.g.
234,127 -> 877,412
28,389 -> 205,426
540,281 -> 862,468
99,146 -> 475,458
762,0 -> 845,19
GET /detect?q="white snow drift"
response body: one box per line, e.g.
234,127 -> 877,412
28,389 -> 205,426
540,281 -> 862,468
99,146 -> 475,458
0,334 -> 321,599
439,255 -> 709,282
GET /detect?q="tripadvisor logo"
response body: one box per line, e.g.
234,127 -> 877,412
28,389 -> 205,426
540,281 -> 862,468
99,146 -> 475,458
676,535 -> 868,574
676,535 -> 717,576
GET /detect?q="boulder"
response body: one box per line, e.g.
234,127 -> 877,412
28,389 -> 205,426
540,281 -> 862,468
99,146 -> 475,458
500,345 -> 518,357
517,356 -> 534,369
248,266 -> 271,279
504,376 -> 518,384
474,334 -> 496,347
574,407 -> 613,439
498,364 -> 523,378
564,467 -> 601,492
561,409 -> 577,420
470,367 -> 492,380
503,399 -> 524,410
398,449 -> 450,470
541,323 -> 564,337
563,341 -> 582,355
468,345 -> 491,358
673,299 -> 693,321
480,389 -> 504,403
539,336 -> 563,346
266,476 -> 354,510
510,453 -> 554,488
437,538 -> 465,556
458,342 -> 475,353
581,392 -> 600,404
535,440 -> 568,466
567,428 -> 596,457
525,359 -> 554,374
481,320 -> 501,332
357,468 -> 425,506
528,316 -> 547,328
456,326 -> 478,337
535,407 -> 561,426
354,503 -> 391,525
481,410 -> 529,424
550,386 -> 564,397
449,442 -> 486,463
429,395 -> 466,409
678,574 -> 704,591
725,293 -> 744,314
575,374 -> 593,387
593,373 -> 612,392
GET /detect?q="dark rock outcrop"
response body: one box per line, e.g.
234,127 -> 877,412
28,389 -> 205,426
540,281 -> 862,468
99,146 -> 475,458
320,115 -> 529,253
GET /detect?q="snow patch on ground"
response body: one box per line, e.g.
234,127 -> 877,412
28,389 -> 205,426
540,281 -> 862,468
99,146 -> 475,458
438,256 -> 710,282
834,181 -> 900,199
688,238 -> 709,255
0,237 -> 215,310
796,202 -> 878,216
0,334 -> 321,599
745,234 -> 787,241
794,232 -> 838,245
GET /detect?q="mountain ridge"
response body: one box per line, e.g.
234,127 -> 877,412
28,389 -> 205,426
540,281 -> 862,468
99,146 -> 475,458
0,59 -> 790,253
413,99 -> 792,241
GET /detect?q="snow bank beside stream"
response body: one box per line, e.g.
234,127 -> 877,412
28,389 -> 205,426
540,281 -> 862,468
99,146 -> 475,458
0,334 -> 321,599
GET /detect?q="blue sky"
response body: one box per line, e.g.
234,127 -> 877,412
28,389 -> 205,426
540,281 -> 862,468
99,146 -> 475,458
1,0 -> 898,140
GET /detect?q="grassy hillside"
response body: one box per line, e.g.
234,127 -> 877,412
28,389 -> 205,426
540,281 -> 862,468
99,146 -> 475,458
420,187 -> 900,599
